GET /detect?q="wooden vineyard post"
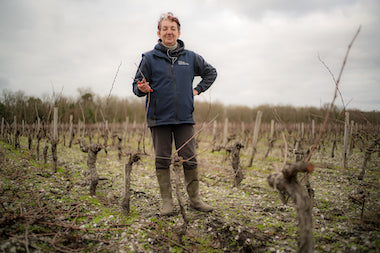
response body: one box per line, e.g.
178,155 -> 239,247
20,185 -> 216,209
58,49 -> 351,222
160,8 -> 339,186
82,119 -> 86,139
223,118 -> 229,146
13,116 -> 20,148
132,119 -> 136,137
104,120 -> 109,153
117,136 -> 123,160
36,118 -> 41,160
121,153 -> 140,215
12,116 -> 15,146
52,107 -> 59,172
61,121 -> 66,146
123,116 -> 129,146
265,119 -> 275,159
1,117 -> 4,140
270,119 -> 275,139
96,122 -> 101,143
212,120 -> 217,143
77,119 -> 81,139
240,122 -> 245,140
68,115 -> 74,148
43,139 -> 49,164
53,107 -> 58,142
331,139 -> 337,158
342,112 -> 349,170
349,120 -> 354,155
248,110 -> 262,167
27,123 -> 32,150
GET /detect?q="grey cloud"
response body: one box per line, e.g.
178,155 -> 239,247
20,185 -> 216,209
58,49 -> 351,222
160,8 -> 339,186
208,0 -> 366,18
0,0 -> 378,111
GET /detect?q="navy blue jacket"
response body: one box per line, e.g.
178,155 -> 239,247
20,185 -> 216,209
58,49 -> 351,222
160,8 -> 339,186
133,40 -> 217,127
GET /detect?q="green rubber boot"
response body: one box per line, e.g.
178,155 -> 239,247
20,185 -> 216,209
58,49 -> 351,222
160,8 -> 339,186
156,169 -> 175,216
184,168 -> 214,212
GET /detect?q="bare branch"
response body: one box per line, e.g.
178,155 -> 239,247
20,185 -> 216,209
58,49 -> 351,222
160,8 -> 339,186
107,61 -> 122,101
134,63 -> 146,80
178,114 -> 219,162
306,25 -> 361,162
318,53 -> 345,108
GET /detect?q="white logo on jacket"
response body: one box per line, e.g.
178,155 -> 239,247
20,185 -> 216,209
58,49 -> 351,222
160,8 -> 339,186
178,60 -> 189,65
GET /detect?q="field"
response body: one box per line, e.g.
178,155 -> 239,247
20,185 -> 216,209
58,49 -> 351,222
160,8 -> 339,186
0,124 -> 379,252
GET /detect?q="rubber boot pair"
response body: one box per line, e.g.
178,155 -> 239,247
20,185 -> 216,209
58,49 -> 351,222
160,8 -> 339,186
156,168 -> 213,216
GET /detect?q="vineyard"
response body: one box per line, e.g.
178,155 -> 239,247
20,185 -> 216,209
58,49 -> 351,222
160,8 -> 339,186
0,109 -> 379,252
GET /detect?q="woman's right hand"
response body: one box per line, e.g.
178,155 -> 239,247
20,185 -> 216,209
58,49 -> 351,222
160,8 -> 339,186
137,78 -> 153,93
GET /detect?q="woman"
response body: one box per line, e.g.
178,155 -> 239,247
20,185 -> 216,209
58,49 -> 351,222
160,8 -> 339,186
132,12 -> 217,216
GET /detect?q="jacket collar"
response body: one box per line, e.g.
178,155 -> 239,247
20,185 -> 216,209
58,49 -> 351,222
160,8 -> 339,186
155,39 -> 185,57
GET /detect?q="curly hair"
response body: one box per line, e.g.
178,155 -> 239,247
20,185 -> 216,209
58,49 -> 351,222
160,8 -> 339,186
157,12 -> 181,31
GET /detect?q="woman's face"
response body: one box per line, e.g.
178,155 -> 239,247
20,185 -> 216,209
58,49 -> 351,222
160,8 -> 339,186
157,19 -> 180,47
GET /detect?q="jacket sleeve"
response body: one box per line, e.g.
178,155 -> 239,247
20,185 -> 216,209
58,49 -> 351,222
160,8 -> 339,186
132,55 -> 151,97
193,53 -> 217,95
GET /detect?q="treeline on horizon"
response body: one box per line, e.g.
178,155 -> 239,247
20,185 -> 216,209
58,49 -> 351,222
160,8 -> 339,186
1,89 -> 379,125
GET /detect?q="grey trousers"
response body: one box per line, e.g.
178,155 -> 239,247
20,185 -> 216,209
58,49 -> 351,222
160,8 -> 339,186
150,124 -> 197,170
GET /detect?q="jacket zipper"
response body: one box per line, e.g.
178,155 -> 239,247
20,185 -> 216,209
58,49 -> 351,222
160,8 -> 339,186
171,60 -> 178,122
166,49 -> 179,123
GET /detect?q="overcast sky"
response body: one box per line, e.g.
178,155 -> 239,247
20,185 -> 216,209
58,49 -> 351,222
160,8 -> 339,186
1,0 -> 379,111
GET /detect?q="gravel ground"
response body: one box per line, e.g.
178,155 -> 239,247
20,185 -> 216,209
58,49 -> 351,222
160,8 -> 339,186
0,134 -> 379,252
